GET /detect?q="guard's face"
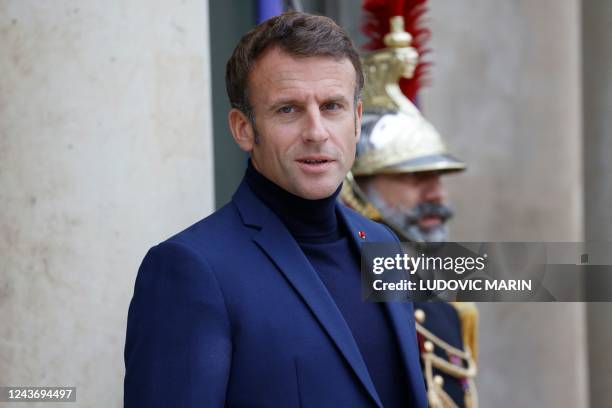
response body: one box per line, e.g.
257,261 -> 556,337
360,172 -> 452,242
369,172 -> 445,224
229,47 -> 362,200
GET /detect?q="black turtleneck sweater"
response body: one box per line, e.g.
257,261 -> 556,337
245,162 -> 410,408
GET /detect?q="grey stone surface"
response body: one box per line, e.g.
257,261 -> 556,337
420,1 -> 588,407
582,0 -> 612,406
476,303 -> 588,407
0,1 -> 214,406
421,0 -> 583,243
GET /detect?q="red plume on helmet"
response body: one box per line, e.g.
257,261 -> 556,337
362,0 -> 432,103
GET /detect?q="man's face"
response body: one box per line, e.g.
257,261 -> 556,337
359,172 -> 453,242
229,47 -> 362,200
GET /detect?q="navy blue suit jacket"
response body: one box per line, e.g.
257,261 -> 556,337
124,180 -> 427,407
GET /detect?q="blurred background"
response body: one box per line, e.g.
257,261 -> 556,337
1,0 -> 610,406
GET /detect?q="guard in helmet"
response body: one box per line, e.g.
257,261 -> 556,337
341,7 -> 479,408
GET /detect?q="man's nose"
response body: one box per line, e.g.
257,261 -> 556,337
422,173 -> 445,203
301,108 -> 329,143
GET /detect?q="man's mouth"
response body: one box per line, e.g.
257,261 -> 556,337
296,157 -> 334,173
297,157 -> 332,164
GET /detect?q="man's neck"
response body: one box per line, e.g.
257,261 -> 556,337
244,160 -> 343,243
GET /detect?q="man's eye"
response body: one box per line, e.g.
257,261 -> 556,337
323,102 -> 341,111
278,106 -> 294,114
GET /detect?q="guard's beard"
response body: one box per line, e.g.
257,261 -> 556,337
366,190 -> 454,244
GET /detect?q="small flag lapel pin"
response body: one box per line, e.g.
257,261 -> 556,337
358,231 -> 366,240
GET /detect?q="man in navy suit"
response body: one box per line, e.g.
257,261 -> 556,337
124,11 -> 427,407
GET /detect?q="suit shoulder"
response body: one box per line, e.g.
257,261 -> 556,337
155,202 -> 246,254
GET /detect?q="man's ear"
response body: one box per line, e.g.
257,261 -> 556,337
355,99 -> 363,142
228,108 -> 255,152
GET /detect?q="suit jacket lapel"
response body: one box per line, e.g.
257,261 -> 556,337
233,181 -> 383,408
339,206 -> 426,405
382,302 -> 425,403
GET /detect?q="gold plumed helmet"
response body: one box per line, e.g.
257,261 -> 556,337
342,16 -> 465,220
356,15 -> 466,175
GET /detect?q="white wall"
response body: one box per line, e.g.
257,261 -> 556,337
0,1 -> 214,406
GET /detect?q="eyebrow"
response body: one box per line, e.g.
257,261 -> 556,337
267,95 -> 350,112
267,98 -> 300,113
323,95 -> 350,104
